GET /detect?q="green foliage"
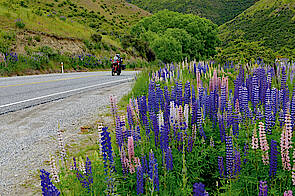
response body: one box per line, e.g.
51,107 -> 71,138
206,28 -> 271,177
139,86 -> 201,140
15,19 -> 26,29
91,33 -> 102,43
0,30 -> 16,53
126,0 -> 255,25
121,35 -> 156,62
216,39 -> 277,64
131,10 -> 220,63
150,35 -> 182,63
219,0 -> 295,59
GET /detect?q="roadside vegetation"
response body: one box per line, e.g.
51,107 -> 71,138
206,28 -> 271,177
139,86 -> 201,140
39,59 -> 295,195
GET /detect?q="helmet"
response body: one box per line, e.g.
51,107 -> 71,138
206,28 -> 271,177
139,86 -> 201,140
116,54 -> 120,57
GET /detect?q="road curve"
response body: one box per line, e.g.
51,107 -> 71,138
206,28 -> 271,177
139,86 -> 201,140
0,71 -> 137,195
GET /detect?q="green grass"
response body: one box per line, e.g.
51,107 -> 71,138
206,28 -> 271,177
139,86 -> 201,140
125,0 -> 255,25
0,4 -> 93,40
219,0 -> 295,58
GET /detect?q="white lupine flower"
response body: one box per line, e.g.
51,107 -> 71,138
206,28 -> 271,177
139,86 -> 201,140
78,156 -> 86,174
158,111 -> 164,130
98,123 -> 103,155
57,129 -> 66,160
50,155 -> 60,183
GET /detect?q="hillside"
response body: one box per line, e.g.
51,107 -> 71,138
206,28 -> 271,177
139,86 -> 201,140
0,0 -> 149,54
0,0 -> 151,75
125,0 -> 256,25
219,0 -> 295,56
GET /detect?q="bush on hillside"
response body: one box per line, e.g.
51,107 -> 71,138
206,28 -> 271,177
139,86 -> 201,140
131,10 -> 220,63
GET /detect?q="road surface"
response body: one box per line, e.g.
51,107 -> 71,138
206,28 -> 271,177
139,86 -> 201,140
0,71 -> 137,195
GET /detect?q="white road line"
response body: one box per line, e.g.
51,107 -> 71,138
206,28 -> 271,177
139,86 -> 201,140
0,78 -> 132,109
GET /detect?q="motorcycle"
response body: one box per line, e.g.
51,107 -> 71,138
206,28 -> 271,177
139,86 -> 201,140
111,59 -> 125,76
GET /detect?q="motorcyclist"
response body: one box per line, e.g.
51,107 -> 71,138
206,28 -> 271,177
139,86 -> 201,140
112,54 -> 122,64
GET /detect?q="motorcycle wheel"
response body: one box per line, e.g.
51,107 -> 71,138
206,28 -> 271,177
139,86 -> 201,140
112,70 -> 115,76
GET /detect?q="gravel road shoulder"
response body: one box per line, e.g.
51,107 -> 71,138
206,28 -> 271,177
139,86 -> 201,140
0,81 -> 132,195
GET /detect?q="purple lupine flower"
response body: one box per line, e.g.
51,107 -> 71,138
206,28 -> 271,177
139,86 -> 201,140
165,147 -> 173,171
271,88 -> 278,120
234,149 -> 241,177
85,157 -> 93,186
151,112 -> 159,147
243,143 -> 249,164
218,156 -> 224,178
192,84 -> 196,104
148,151 -> 155,179
101,127 -> 115,174
193,182 -> 206,196
232,111 -> 240,137
227,96 -> 233,128
252,74 -> 259,112
175,81 -> 183,106
184,81 -> 191,106
218,114 -> 225,142
140,155 -> 149,174
139,96 -> 150,136
187,136 -> 194,152
156,85 -> 165,112
115,116 -> 124,147
220,85 -> 227,113
127,104 -> 134,129
269,140 -> 278,178
137,165 -> 144,195
241,86 -> 250,118
279,109 -> 285,127
226,136 -> 234,178
153,160 -> 159,191
160,122 -> 169,151
136,125 -> 141,142
259,181 -> 268,196
40,169 -> 60,196
291,88 -> 295,128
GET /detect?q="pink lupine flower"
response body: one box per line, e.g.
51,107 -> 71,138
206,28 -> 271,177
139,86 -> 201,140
293,146 -> 295,185
258,122 -> 269,165
281,112 -> 292,171
119,146 -> 128,176
128,136 -> 135,161
284,190 -> 293,196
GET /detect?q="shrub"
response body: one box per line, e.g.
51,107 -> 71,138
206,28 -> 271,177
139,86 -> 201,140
15,19 -> 25,29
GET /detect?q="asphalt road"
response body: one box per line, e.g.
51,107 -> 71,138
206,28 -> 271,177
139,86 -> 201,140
0,71 -> 137,195
0,71 -> 135,114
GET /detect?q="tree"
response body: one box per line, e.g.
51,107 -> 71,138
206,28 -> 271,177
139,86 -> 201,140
150,35 -> 182,63
131,10 -> 220,63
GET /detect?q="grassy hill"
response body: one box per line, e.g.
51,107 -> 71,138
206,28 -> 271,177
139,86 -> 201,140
0,0 -> 151,75
219,0 -> 295,59
0,0 -> 149,40
125,0 -> 256,25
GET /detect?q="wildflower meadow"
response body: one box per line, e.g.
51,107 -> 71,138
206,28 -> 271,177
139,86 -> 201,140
39,59 -> 295,195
